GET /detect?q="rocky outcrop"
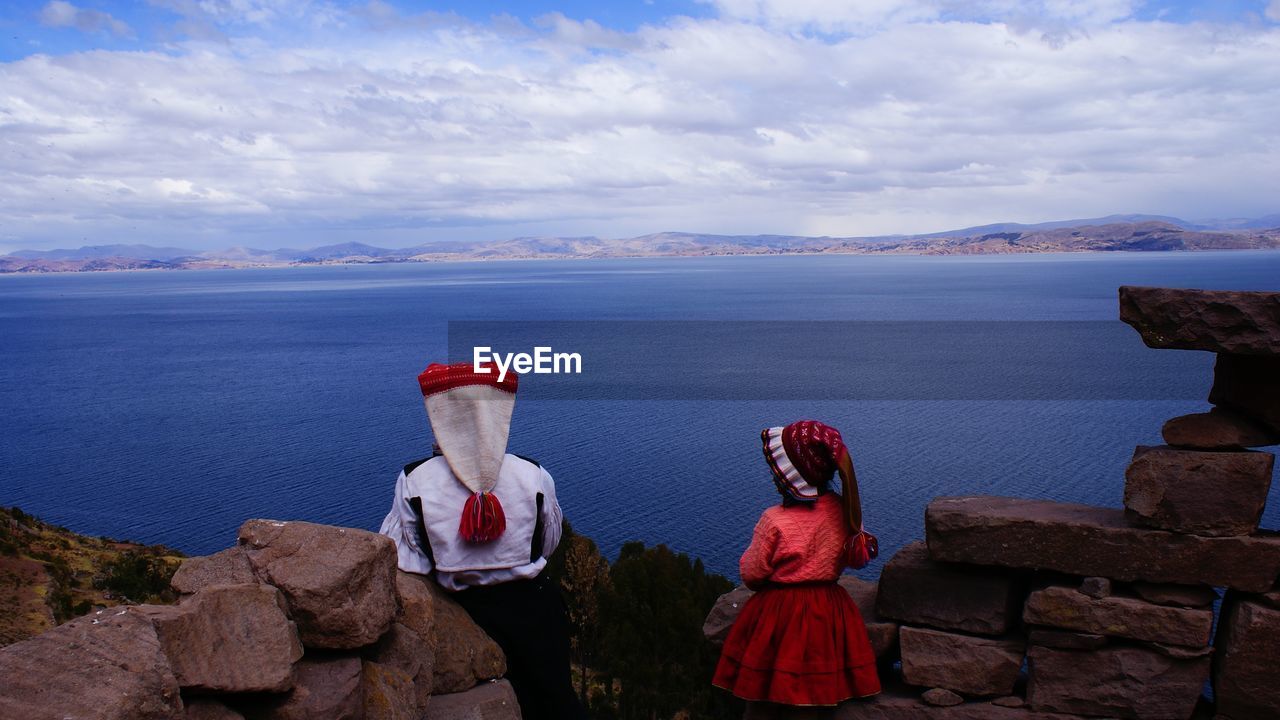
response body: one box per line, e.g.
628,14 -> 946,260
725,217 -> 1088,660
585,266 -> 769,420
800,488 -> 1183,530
0,519 -> 520,720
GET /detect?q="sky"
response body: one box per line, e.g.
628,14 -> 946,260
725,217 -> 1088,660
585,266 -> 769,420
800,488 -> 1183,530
1,1 -> 1279,252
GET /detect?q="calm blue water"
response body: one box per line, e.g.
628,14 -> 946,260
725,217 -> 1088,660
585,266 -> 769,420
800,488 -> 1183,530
2,252 -> 1279,581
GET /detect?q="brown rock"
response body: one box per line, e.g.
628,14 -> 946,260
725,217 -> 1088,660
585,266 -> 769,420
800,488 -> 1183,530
1079,577 -> 1111,599
1210,353 -> 1280,434
1118,286 -> 1280,355
364,622 -> 434,712
1023,585 -> 1212,647
1026,627 -> 1107,650
1214,595 -> 1280,720
1027,644 -> 1209,720
899,626 -> 1024,696
396,570 -> 437,641
1124,445 -> 1274,537
921,688 -> 964,707
702,585 -> 755,646
925,496 -> 1280,592
837,575 -> 900,661
244,654 -> 363,720
139,584 -> 303,693
876,542 -> 1019,636
1132,581 -> 1218,608
989,696 -> 1024,708
238,520 -> 399,649
1162,408 -> 1280,450
0,607 -> 183,720
362,661 -> 418,720
397,572 -> 505,694
184,699 -> 245,720
170,547 -> 256,595
424,679 -> 522,720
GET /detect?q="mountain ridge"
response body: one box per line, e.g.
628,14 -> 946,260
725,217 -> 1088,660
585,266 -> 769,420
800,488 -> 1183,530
4,214 -> 1280,273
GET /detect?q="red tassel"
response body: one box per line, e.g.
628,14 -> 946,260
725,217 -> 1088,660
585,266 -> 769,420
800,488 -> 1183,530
459,492 -> 506,543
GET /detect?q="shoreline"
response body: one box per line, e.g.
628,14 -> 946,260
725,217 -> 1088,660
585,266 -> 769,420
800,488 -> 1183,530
6,244 -> 1280,276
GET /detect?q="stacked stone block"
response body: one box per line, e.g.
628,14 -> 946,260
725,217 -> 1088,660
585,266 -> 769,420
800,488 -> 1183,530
705,287 -> 1280,720
0,520 -> 521,720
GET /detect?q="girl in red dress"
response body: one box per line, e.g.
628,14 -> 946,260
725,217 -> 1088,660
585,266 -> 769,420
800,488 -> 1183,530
713,420 -> 881,712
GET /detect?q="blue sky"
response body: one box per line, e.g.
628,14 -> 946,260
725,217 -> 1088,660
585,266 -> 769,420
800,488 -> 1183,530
2,1 -> 1279,251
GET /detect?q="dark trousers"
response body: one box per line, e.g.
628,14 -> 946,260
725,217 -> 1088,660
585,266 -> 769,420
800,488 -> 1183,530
453,575 -> 588,720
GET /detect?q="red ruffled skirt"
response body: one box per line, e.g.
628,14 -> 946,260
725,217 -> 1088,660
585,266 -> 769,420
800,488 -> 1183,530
712,583 -> 881,706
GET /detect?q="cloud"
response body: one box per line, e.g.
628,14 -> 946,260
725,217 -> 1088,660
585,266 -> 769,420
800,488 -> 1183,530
39,1 -> 133,37
3,4 -> 1279,251
1267,0 -> 1280,22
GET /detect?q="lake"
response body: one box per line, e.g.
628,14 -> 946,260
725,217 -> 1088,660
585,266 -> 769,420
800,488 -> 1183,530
2,251 -> 1279,580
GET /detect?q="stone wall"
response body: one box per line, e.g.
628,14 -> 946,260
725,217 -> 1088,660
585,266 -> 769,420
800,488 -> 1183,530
0,519 -> 521,720
705,287 -> 1280,720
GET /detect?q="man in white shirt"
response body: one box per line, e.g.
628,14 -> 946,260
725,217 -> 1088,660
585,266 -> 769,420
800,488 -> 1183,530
381,362 -> 586,720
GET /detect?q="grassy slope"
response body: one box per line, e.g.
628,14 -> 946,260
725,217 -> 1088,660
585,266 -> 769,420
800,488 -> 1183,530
0,506 -> 183,646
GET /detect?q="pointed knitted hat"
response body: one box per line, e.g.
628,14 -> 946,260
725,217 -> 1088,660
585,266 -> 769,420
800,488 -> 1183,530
419,363 -> 518,543
761,420 -> 847,502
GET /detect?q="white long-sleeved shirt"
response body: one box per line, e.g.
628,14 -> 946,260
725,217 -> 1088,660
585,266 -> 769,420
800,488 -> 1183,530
380,453 -> 563,591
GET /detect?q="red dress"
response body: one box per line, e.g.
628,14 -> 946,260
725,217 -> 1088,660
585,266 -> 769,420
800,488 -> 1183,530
712,494 -> 881,706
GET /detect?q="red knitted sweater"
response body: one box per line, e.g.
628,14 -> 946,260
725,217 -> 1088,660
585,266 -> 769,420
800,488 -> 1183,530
739,493 -> 851,589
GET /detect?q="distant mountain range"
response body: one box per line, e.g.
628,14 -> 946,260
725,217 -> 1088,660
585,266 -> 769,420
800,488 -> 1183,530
4,213 -> 1279,273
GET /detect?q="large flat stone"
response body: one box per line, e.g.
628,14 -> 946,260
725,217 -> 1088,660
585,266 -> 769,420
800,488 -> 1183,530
239,520 -> 398,649
140,584 -> 303,693
1026,644 -> 1209,720
899,626 -> 1024,696
0,607 -> 183,720
1214,594 -> 1280,720
925,496 -> 1280,592
1124,445 -> 1274,537
1118,286 -> 1280,355
1023,585 -> 1212,647
1162,408 -> 1280,450
424,679 -> 522,720
396,571 -> 506,694
1209,353 -> 1280,434
875,542 -> 1019,636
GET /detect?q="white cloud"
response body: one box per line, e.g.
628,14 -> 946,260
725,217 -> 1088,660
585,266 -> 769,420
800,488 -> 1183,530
39,1 -> 133,37
3,5 -> 1279,251
1267,1 -> 1280,22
